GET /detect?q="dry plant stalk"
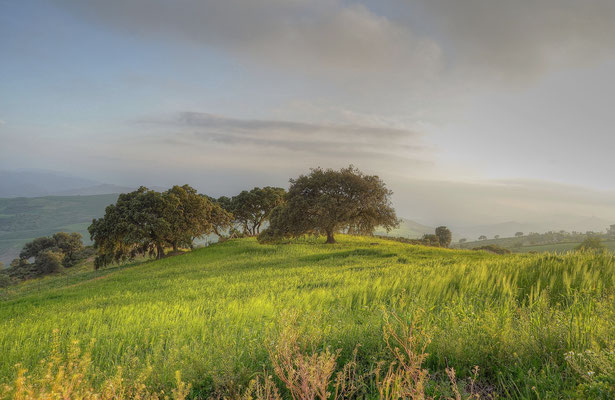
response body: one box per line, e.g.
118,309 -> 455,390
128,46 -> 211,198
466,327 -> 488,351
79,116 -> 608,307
1,330 -> 190,400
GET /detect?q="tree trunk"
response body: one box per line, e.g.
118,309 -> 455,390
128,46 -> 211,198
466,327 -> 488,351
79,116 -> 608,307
172,242 -> 178,252
326,230 -> 336,244
157,243 -> 165,259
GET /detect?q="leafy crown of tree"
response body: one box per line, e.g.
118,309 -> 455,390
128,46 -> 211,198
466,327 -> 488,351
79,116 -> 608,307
259,166 -> 398,244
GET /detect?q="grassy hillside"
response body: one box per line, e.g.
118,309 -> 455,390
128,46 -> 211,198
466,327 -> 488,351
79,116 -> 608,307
1,236 -> 615,398
458,235 -> 615,254
0,194 -> 117,264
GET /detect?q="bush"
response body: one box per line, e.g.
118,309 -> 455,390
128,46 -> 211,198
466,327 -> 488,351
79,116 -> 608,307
576,237 -> 605,252
34,250 -> 65,275
0,273 -> 12,288
473,245 -> 512,255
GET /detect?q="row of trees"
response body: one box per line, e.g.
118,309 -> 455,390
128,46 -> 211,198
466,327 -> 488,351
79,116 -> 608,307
88,185 -> 232,268
88,166 -> 401,268
215,187 -> 286,236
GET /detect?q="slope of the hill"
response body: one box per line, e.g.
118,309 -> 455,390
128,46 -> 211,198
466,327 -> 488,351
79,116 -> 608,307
1,236 -> 614,398
0,194 -> 118,264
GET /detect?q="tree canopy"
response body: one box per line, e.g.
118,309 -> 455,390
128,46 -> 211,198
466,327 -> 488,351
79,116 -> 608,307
435,226 -> 452,248
576,236 -> 605,252
89,185 -> 231,268
259,166 -> 398,244
217,187 -> 286,236
20,232 -> 83,267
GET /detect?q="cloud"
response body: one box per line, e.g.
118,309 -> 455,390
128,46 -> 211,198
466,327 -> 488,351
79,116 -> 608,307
141,111 -> 426,158
55,0 -> 442,82
413,0 -> 615,82
391,177 -> 615,227
54,0 -> 615,87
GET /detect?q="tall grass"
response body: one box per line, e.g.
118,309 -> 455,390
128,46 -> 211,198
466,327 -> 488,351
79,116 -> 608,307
1,235 -> 614,398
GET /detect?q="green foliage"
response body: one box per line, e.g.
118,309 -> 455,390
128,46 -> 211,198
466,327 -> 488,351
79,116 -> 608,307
89,187 -> 171,268
4,233 -> 85,282
0,272 -> 11,288
53,232 -> 84,266
421,234 -> 441,247
576,236 -> 605,252
89,186 -> 228,268
435,226 -> 452,248
19,232 -> 83,267
2,236 -> 615,398
34,250 -> 64,275
218,187 -> 286,236
19,237 -> 56,260
472,244 -> 512,255
260,166 -> 398,244
164,185 -> 222,250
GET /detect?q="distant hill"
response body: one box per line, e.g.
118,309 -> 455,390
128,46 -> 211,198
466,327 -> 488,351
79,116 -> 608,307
0,170 -> 99,197
0,194 -> 118,264
376,217 -> 434,238
53,184 -> 136,196
452,215 -> 613,242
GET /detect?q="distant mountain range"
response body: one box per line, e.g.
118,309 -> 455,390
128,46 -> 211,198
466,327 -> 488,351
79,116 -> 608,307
451,215 -> 613,242
0,170 -> 163,197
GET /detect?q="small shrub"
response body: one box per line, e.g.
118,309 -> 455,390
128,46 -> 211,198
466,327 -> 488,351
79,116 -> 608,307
473,245 -> 511,255
0,273 -> 12,288
576,237 -> 605,252
237,313 -> 479,400
34,250 -> 65,275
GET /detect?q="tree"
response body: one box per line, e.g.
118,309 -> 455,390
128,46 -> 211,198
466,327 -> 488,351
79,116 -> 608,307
576,236 -> 605,252
163,185 -> 220,251
459,238 -> 467,244
421,234 -> 441,247
20,237 -> 56,260
53,232 -> 84,266
515,232 -> 524,237
89,186 -> 231,269
220,187 -> 286,236
89,187 -> 171,268
478,235 -> 487,241
35,250 -> 64,274
494,235 -> 500,239
260,166 -> 398,244
435,226 -> 452,248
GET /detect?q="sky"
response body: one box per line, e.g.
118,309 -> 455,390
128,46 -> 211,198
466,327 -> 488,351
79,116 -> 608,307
1,0 -> 615,227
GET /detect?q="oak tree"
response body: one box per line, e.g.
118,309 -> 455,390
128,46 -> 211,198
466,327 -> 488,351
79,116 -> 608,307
260,166 -> 398,244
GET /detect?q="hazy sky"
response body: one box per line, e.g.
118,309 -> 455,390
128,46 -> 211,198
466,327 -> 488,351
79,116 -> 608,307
2,0 -> 615,226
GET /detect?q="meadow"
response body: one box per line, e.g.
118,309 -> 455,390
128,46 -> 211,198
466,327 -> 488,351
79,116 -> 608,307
1,235 -> 615,399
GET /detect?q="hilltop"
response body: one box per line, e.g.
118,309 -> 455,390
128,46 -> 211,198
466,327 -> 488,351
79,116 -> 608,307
2,235 -> 614,398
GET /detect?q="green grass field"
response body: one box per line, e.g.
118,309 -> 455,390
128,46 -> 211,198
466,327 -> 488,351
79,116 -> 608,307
1,236 -> 615,399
